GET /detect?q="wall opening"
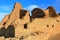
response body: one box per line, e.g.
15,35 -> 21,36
31,8 -> 45,19
47,25 -> 49,27
56,20 -> 59,22
58,13 -> 60,15
52,25 -> 54,28
4,25 -> 15,38
3,22 -> 6,25
20,10 -> 27,19
0,27 -> 6,36
24,24 -> 27,29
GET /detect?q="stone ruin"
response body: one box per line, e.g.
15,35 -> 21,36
0,2 -> 60,40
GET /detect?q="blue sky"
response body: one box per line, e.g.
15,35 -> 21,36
0,0 -> 60,21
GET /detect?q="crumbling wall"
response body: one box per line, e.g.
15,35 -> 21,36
1,15 -> 9,25
0,2 -> 60,40
0,15 -> 9,28
5,2 -> 22,27
47,6 -> 57,17
0,25 -> 15,38
31,8 -> 45,19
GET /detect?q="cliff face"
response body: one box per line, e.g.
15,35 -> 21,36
0,2 -> 60,40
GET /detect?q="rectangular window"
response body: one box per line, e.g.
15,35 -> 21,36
24,24 -> 27,29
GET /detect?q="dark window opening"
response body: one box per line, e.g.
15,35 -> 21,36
56,20 -> 59,22
3,22 -> 6,25
58,13 -> 60,15
47,25 -> 49,27
20,10 -> 27,19
30,16 -> 32,22
24,24 -> 27,29
52,25 -> 54,28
